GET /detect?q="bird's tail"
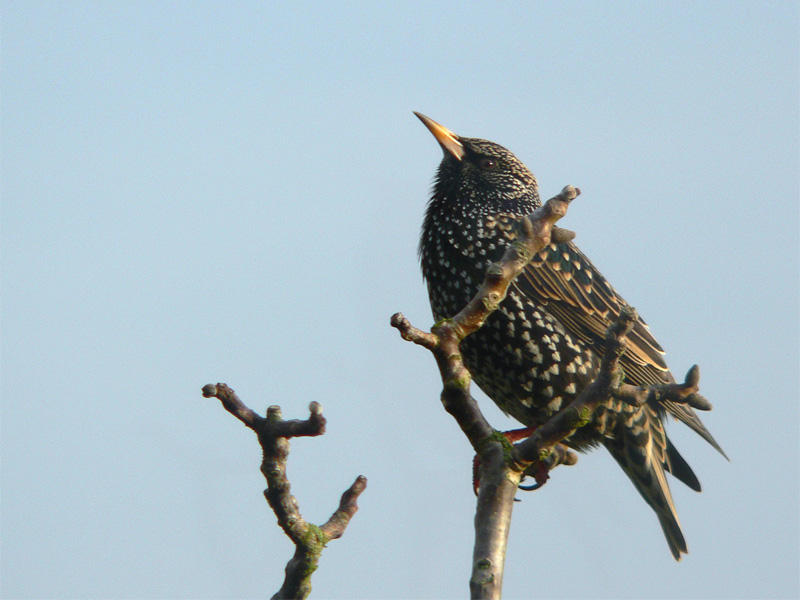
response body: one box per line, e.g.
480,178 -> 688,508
605,405 -> 689,561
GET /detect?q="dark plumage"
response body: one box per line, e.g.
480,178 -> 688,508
415,112 -> 724,560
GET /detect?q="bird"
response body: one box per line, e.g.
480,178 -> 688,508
414,112 -> 725,560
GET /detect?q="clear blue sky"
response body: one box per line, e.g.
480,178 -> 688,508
2,2 -> 798,598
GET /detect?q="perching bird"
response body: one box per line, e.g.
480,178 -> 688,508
415,112 -> 725,560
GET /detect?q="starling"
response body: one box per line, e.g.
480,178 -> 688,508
415,112 -> 725,560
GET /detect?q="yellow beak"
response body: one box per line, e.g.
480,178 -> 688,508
414,112 -> 465,161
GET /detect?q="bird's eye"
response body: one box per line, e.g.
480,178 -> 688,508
478,157 -> 498,171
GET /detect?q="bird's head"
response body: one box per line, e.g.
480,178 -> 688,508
414,112 -> 540,212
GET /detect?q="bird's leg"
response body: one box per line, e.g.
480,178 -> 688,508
502,426 -> 538,443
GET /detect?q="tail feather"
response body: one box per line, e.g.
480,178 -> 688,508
665,437 -> 702,492
657,512 -> 688,561
606,406 -> 689,560
662,399 -> 728,459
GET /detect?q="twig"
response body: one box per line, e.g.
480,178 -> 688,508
202,383 -> 367,600
615,364 -> 712,411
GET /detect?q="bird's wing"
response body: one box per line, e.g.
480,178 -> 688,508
518,237 -> 669,386
484,214 -> 726,456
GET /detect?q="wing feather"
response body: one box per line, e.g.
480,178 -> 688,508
492,218 -> 726,456
519,239 -> 669,383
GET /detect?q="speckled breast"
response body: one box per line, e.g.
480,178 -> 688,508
422,214 -> 607,444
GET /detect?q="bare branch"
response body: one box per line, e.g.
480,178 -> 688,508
202,383 -> 262,430
470,442 -> 520,600
615,364 -> 713,411
202,385 -> 366,600
320,475 -> 368,540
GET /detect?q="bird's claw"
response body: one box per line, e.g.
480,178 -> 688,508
519,461 -> 551,491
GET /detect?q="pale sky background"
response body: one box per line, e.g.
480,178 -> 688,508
2,2 -> 798,599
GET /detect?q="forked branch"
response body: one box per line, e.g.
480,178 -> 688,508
202,383 -> 366,600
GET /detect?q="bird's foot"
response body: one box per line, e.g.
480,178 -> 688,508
519,461 -> 550,491
519,443 -> 578,491
472,427 -> 538,495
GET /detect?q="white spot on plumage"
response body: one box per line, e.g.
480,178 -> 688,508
526,341 -> 543,364
566,337 -> 581,353
513,348 -> 523,364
